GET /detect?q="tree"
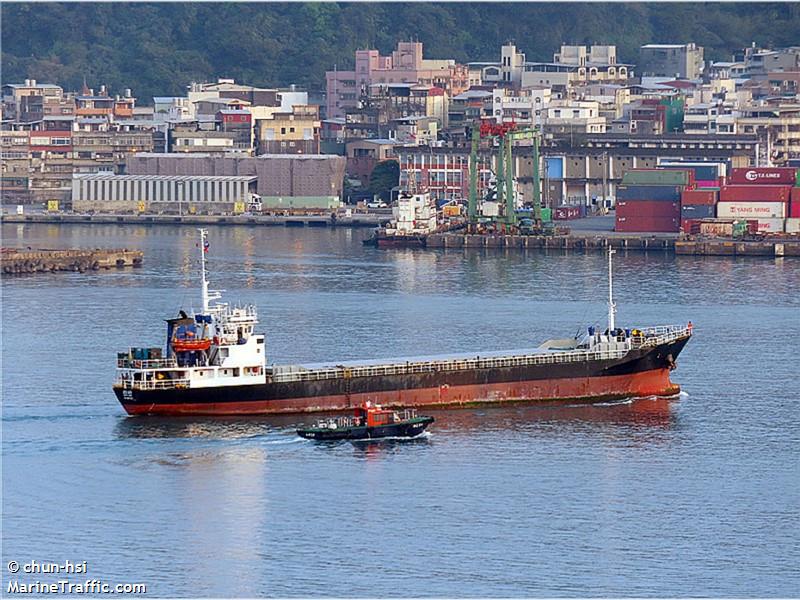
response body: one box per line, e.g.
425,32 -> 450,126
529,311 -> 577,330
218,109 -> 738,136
369,160 -> 399,202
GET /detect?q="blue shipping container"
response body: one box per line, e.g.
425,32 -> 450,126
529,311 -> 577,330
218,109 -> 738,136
681,204 -> 716,218
617,185 -> 682,202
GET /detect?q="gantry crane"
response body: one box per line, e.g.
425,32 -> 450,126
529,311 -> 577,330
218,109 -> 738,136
467,121 -> 543,232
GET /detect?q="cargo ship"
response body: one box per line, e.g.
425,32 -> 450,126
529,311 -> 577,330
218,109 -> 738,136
114,230 -> 692,416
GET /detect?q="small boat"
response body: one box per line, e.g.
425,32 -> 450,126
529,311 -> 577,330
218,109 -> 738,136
297,403 -> 434,441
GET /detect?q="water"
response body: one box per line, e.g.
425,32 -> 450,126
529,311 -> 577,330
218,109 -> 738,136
2,224 -> 799,597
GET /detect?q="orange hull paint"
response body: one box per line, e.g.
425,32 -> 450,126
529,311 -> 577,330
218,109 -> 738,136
123,368 -> 679,416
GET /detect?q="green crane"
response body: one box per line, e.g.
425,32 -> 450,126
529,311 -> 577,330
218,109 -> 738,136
467,122 -> 543,230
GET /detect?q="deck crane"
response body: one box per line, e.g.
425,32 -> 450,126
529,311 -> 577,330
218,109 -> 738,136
467,121 -> 543,232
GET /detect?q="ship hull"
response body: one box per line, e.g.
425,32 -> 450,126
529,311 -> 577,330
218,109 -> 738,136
115,336 -> 689,416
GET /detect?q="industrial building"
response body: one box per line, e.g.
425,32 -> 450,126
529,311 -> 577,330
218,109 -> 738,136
126,153 -> 346,207
72,173 -> 257,213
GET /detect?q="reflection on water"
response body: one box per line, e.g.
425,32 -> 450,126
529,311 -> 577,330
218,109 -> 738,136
113,396 -> 676,443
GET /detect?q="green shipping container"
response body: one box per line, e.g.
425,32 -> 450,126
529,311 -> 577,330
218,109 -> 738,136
621,169 -> 692,186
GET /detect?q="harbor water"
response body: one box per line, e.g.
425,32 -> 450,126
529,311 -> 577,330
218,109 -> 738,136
2,224 -> 799,597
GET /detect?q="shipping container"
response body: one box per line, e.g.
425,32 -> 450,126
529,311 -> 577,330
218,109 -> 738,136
695,180 -> 720,189
728,167 -> 796,186
659,162 -> 724,181
681,219 -> 701,234
681,189 -> 717,206
790,188 -> 800,217
785,218 -> 800,234
554,206 -> 581,220
617,185 -> 682,202
699,221 -> 734,237
615,216 -> 679,233
717,201 -> 786,219
616,200 -> 679,218
680,204 -> 716,219
719,185 -> 791,203
754,218 -> 785,233
621,169 -> 693,187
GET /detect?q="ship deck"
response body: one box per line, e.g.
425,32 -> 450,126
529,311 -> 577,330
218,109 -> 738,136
269,325 -> 691,385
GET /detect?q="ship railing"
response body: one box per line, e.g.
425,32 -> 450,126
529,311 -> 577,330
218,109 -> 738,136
117,358 -> 179,370
636,325 -> 692,348
117,377 -> 190,390
271,347 -> 634,384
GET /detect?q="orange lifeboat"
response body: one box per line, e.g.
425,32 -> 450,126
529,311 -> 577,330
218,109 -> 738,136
172,338 -> 212,352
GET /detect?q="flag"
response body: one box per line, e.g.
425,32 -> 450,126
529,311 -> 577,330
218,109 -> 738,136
203,239 -> 210,253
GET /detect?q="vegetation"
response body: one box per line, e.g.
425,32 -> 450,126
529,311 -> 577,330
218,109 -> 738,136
3,2 -> 800,102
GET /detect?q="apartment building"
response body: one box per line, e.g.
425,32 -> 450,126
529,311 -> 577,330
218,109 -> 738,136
326,42 -> 468,118
1,80 -> 72,122
256,105 -> 320,154
639,44 -> 705,79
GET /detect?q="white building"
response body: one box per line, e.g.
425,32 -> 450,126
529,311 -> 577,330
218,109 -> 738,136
545,100 -> 606,134
72,174 -> 257,213
491,87 -> 551,126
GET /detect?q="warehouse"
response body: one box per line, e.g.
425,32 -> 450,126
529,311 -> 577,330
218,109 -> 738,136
72,173 -> 257,213
126,152 -> 346,202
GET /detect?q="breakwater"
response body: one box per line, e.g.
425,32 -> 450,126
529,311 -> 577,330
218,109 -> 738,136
1,248 -> 143,275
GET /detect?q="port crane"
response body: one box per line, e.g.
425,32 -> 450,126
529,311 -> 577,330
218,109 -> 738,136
467,121 -> 544,233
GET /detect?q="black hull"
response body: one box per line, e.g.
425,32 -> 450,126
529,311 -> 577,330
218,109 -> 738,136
297,417 -> 434,440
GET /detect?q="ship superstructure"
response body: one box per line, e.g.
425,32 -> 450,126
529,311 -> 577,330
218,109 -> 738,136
114,234 -> 691,416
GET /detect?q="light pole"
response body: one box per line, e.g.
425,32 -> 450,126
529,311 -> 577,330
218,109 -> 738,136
176,180 -> 184,216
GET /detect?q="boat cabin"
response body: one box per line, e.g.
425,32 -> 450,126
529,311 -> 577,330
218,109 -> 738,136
354,403 -> 401,427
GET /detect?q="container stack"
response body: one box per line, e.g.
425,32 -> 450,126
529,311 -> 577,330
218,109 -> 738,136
717,167 -> 797,234
680,189 -> 718,232
615,169 -> 694,232
661,162 -> 725,189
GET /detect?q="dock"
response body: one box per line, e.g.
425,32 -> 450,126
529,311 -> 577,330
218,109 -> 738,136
0,212 -> 388,228
1,248 -> 143,275
427,232 -> 800,257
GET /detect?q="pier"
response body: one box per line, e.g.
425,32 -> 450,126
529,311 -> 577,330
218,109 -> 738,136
426,232 -> 800,257
1,248 -> 143,275
0,212 -> 388,228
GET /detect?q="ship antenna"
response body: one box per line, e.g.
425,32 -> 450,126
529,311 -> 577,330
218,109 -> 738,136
607,247 -> 616,333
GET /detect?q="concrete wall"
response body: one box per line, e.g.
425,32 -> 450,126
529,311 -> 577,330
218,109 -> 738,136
127,154 -> 346,198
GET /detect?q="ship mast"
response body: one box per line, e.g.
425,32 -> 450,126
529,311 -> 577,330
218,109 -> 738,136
607,248 -> 616,333
199,228 -> 210,313
198,228 -> 222,313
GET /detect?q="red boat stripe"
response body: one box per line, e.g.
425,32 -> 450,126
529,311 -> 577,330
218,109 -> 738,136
122,368 -> 679,416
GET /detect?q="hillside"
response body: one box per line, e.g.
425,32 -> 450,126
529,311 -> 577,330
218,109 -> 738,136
2,2 -> 800,102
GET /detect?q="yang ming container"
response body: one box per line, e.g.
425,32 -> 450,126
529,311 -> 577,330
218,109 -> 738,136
717,201 -> 786,219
